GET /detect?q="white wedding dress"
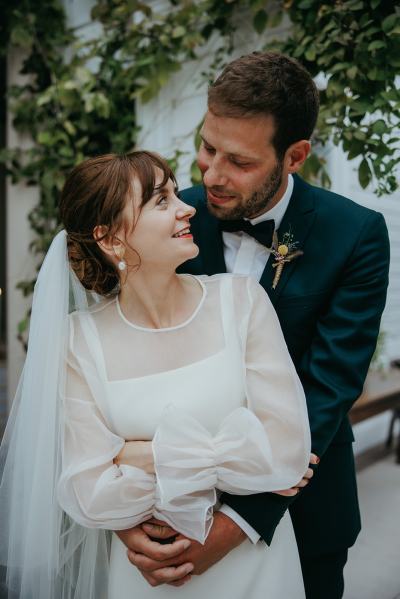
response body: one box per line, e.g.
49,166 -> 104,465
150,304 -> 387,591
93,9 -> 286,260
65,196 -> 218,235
58,274 -> 309,598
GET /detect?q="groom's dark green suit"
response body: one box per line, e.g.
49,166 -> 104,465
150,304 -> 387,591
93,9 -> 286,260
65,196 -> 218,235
179,174 -> 389,597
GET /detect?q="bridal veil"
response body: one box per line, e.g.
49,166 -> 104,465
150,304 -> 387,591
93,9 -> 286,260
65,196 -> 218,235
0,231 -> 109,599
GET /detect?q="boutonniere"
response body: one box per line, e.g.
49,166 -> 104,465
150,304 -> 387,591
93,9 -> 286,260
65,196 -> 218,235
267,230 -> 303,290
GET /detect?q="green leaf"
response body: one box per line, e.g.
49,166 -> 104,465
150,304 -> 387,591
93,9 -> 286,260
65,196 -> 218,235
381,89 -> 399,102
372,119 -> 387,135
370,0 -> 381,8
358,159 -> 372,188
305,46 -> 316,61
250,0 -> 267,10
367,67 -> 379,80
63,120 -> 77,136
190,160 -> 202,185
388,54 -> 400,67
269,11 -> 283,28
37,131 -> 53,146
298,0 -> 314,8
37,93 -> 53,107
17,317 -> 29,335
368,40 -> 386,51
347,141 -> 364,160
172,26 -> 186,39
382,13 -> 398,34
354,130 -> 366,141
346,66 -> 358,79
346,0 -> 363,9
10,26 -> 33,48
253,10 -> 268,34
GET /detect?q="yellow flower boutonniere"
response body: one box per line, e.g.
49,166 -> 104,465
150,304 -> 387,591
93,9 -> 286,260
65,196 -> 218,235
268,230 -> 303,290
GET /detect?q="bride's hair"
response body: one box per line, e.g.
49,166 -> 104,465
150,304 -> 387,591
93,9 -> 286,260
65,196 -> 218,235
59,151 -> 176,295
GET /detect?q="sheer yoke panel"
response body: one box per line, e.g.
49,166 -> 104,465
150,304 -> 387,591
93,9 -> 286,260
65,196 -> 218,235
90,276 -> 224,381
68,276 -> 249,439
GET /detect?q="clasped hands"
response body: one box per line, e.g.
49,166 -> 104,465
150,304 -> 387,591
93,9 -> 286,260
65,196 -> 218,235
115,442 -> 319,587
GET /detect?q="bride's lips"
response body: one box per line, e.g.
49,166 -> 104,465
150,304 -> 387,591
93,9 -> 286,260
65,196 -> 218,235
207,189 -> 237,205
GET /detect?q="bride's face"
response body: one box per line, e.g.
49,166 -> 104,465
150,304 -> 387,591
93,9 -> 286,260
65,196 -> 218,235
121,169 -> 199,270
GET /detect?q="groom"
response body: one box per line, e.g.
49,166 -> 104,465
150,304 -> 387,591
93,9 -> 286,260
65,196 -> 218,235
118,52 -> 390,598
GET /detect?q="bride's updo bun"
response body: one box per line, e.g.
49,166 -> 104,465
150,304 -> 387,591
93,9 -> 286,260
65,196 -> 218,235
66,231 -> 118,296
59,151 -> 176,296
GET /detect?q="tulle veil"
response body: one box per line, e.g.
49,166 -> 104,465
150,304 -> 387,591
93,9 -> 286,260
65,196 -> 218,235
0,230 -> 110,598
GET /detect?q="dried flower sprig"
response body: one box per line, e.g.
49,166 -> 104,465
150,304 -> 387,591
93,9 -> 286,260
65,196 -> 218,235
268,229 -> 304,289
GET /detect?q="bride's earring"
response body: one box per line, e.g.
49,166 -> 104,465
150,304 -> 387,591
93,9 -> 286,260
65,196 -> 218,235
114,246 -> 126,271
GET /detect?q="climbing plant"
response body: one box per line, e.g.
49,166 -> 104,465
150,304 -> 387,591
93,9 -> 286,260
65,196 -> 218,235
1,0 -> 399,343
272,0 -> 400,195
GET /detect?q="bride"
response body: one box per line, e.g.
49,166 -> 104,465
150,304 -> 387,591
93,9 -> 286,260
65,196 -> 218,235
0,151 -> 311,598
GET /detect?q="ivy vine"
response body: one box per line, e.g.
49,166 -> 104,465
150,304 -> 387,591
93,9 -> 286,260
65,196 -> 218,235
1,0 -> 399,344
274,0 -> 400,195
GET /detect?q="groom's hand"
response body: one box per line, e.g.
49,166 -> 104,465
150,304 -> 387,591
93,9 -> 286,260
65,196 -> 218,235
117,523 -> 194,587
123,512 -> 246,587
274,452 -> 319,496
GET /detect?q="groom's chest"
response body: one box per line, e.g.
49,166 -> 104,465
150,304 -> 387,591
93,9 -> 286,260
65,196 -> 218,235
184,221 -> 335,362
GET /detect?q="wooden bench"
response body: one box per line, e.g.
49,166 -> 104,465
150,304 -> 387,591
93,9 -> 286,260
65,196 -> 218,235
350,367 -> 400,463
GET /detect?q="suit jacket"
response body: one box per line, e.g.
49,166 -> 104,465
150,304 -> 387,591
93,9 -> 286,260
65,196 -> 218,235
179,174 -> 390,557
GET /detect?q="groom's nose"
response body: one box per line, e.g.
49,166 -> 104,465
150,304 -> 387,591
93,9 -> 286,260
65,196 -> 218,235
201,156 -> 229,189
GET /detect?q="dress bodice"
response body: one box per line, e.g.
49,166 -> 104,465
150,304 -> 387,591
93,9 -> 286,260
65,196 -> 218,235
75,275 -> 246,439
106,348 -> 245,439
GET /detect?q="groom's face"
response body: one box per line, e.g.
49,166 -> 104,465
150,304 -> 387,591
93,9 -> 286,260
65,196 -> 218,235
197,110 -> 287,220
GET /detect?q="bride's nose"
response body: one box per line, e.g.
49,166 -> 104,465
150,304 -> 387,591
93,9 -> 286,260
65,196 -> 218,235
176,200 -> 196,220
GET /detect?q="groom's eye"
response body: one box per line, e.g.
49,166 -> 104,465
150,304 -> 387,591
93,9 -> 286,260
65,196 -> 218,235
231,158 -> 250,167
203,143 -> 215,154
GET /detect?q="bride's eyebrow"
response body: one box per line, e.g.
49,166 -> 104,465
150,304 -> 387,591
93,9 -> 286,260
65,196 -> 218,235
151,183 -> 179,198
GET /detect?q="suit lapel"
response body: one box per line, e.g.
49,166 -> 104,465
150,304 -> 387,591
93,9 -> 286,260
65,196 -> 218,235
260,175 -> 316,305
200,216 -> 227,275
192,192 -> 227,275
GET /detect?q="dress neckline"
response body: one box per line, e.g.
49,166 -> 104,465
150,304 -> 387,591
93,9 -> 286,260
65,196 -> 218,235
115,275 -> 207,333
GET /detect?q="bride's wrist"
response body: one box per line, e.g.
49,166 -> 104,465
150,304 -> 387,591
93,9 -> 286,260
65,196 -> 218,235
114,441 -> 155,474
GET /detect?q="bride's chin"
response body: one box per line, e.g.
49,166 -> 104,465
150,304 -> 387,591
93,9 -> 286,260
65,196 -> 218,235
190,242 -> 200,257
186,243 -> 200,260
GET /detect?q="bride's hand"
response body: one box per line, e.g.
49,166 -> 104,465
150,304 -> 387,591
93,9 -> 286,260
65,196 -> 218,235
274,453 -> 319,497
114,441 -> 154,474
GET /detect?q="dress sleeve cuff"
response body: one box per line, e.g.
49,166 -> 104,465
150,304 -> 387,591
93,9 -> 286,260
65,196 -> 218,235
152,404 -> 301,543
218,504 -> 261,544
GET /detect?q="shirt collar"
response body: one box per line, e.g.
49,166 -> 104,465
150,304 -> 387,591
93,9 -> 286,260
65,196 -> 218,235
247,174 -> 294,230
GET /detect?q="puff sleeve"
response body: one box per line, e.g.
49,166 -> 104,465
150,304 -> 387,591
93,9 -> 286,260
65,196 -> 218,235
152,277 -> 311,538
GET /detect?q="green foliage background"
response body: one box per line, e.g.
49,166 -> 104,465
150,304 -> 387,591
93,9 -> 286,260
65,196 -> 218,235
1,0 -> 399,342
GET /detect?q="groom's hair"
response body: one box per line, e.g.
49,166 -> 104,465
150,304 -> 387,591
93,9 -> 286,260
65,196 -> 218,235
208,51 -> 319,160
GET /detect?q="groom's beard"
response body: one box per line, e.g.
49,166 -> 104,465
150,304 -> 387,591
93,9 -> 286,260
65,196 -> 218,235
206,159 -> 283,221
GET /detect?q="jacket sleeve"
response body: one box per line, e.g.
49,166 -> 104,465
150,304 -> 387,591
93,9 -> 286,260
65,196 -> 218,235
221,210 -> 390,543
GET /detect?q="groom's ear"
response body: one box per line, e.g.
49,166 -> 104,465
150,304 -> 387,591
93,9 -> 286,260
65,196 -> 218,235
285,140 -> 311,173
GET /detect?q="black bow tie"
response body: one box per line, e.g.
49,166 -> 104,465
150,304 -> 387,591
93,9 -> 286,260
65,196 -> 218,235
219,218 -> 275,248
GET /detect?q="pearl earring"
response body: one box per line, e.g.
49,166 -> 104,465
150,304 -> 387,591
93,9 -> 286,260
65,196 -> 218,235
114,246 -> 126,271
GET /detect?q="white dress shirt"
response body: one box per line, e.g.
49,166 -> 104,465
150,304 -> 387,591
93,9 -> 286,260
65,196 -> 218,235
219,174 -> 294,543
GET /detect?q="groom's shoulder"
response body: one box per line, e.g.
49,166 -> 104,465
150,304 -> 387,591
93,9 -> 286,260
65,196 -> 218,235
297,175 -> 383,224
